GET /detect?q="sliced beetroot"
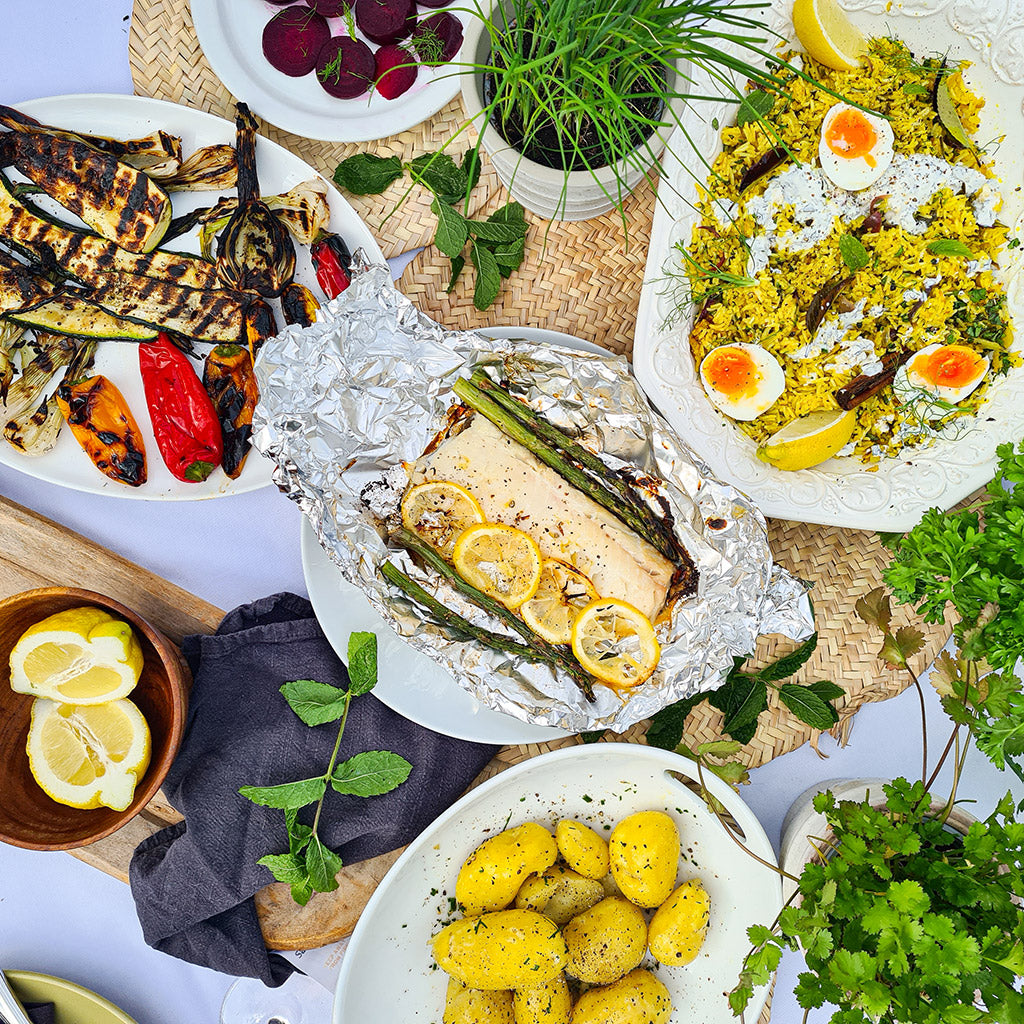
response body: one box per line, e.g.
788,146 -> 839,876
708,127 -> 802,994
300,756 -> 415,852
309,0 -> 351,14
265,0 -> 300,5
374,43 -> 418,99
355,0 -> 416,45
412,11 -> 462,65
316,36 -> 376,98
263,6 -> 331,77
416,0 -> 451,9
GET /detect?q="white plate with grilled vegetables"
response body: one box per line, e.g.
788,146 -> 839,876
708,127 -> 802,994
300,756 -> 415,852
333,743 -> 781,1024
0,93 -> 382,499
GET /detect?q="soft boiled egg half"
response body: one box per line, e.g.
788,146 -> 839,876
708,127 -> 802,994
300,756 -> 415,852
818,102 -> 894,191
896,343 -> 990,403
699,342 -> 785,421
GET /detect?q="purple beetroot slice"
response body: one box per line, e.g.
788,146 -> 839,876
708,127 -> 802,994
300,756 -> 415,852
308,0 -> 352,14
316,36 -> 376,98
355,0 -> 416,45
263,6 -> 331,77
374,43 -> 418,99
412,11 -> 462,65
415,0 -> 450,9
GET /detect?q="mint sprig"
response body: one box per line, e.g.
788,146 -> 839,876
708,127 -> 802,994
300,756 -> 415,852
241,632 -> 412,906
333,151 -> 529,310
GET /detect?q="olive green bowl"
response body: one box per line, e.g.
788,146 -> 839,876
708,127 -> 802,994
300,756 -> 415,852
4,970 -> 138,1024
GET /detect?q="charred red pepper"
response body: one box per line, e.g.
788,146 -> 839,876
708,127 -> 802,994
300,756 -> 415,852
310,233 -> 352,299
139,333 -> 223,482
203,343 -> 259,479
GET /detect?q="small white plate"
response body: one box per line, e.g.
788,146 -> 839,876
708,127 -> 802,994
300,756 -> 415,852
301,326 -> 604,745
333,743 -> 781,1024
191,0 -> 466,143
2,94 -> 383,499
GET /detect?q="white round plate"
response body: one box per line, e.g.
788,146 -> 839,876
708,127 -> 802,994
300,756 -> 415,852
301,325 -> 604,744
191,0 -> 465,143
4,94 -> 383,500
333,743 -> 781,1024
633,0 -> 1024,530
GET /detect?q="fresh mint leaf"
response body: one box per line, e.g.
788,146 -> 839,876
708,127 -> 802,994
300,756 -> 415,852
488,201 -> 527,226
462,148 -> 481,195
409,153 -> 467,204
778,684 -> 838,730
489,236 -> 526,274
806,679 -> 845,703
291,877 -> 314,906
580,730 -> 605,744
468,220 -> 524,244
839,233 -> 870,273
257,852 -> 309,885
447,254 -> 465,292
347,631 -> 378,695
285,808 -> 313,855
305,835 -> 343,892
903,82 -> 932,96
927,239 -> 972,258
333,154 -> 403,195
471,240 -> 501,311
758,632 -> 819,683
280,679 -> 349,726
720,675 -> 768,734
432,199 -> 469,259
239,776 -> 327,810
646,692 -> 706,749
332,750 -> 413,796
736,90 -> 775,126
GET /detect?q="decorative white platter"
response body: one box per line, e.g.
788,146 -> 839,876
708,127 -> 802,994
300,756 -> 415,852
333,743 -> 781,1024
301,325 -> 607,745
191,0 -> 465,143
634,0 -> 1024,530
2,94 -> 383,500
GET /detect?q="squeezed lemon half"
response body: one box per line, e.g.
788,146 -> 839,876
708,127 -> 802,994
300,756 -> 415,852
401,481 -> 485,560
9,606 -> 143,704
571,598 -> 660,688
452,523 -> 543,609
792,0 -> 867,72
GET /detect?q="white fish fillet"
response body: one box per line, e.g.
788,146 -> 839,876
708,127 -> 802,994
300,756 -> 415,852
410,415 -> 674,620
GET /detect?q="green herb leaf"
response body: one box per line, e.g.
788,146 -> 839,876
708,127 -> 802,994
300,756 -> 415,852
879,625 -> 925,668
432,199 -> 469,259
806,679 -> 845,702
333,154 -> 404,195
927,239 -> 973,258
488,201 -> 527,226
331,750 -> 413,796
697,739 -> 743,759
239,776 -> 327,810
778,684 -> 838,730
471,240 -> 501,311
646,692 -> 706,749
736,90 -> 775,126
280,679 -> 349,726
489,237 -> 526,274
409,153 -> 467,204
447,254 -> 466,292
305,834 -> 343,892
468,220 -> 524,244
462,148 -> 482,195
856,587 -> 892,631
580,730 -> 605,744
758,632 -> 819,683
285,808 -> 313,856
721,675 -> 768,735
257,852 -> 309,885
290,877 -> 314,906
903,82 -> 931,96
347,631 -> 378,695
839,233 -> 870,273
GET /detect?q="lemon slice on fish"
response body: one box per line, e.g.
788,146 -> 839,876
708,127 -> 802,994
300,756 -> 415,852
571,598 -> 660,688
792,0 -> 866,72
520,560 -> 599,644
756,409 -> 856,471
9,606 -> 143,704
402,481 -> 485,559
27,697 -> 151,811
452,523 -> 542,609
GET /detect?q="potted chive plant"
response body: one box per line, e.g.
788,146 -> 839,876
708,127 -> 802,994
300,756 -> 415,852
457,0 -> 805,221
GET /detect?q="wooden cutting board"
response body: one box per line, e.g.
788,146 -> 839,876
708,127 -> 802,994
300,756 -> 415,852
0,494 -> 400,950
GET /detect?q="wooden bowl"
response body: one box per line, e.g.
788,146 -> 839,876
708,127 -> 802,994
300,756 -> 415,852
0,587 -> 188,850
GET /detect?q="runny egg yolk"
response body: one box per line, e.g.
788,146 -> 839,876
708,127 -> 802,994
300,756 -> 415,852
704,347 -> 763,399
825,108 -> 880,168
911,345 -> 987,389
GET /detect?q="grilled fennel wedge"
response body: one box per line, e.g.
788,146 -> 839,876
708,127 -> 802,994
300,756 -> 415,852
1,132 -> 173,253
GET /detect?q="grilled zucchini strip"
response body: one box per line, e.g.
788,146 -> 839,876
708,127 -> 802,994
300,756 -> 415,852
2,132 -> 173,253
0,174 -> 222,290
7,297 -> 159,341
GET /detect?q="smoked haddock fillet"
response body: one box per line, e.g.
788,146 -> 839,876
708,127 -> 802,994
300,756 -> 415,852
411,415 -> 676,621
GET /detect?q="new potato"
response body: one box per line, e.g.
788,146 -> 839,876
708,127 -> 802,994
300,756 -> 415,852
648,878 -> 711,966
515,865 -> 605,926
433,909 -> 569,989
456,822 -> 559,915
513,973 -> 572,1024
609,811 -> 680,908
562,896 -> 647,985
555,820 -> 610,879
444,980 -> 515,1024
570,969 -> 673,1024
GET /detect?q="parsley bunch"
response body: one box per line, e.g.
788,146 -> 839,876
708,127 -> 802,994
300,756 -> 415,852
882,440 -> 1024,673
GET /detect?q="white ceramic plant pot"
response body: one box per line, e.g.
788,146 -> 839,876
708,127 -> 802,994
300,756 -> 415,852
459,7 -> 687,221
779,777 -> 978,903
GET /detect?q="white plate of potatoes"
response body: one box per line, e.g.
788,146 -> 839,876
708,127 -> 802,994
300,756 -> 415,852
334,743 -> 781,1023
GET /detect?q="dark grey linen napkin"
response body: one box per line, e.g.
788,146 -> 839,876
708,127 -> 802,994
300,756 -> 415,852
129,593 -> 497,985
23,1004 -> 54,1024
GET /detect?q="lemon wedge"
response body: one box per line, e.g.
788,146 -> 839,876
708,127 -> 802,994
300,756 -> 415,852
452,523 -> 542,609
27,697 -> 151,811
401,481 -> 485,560
756,409 -> 856,471
520,560 -> 598,644
571,598 -> 660,688
792,0 -> 867,72
9,606 -> 143,704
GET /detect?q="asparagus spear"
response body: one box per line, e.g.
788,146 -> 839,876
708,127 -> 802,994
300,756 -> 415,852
391,526 -> 596,701
380,560 -> 597,703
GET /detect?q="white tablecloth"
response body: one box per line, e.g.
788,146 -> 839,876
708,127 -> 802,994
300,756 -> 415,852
0,5 -> 1019,1022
